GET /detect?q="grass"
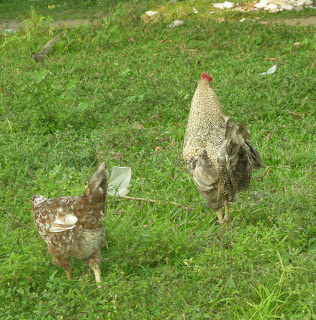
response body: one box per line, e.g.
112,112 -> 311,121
0,0 -> 315,319
0,0 -> 128,21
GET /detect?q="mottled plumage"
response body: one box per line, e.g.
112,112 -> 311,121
183,73 -> 262,223
31,162 -> 108,284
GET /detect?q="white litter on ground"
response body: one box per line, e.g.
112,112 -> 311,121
107,167 -> 132,197
254,0 -> 313,11
213,1 -> 234,9
259,65 -> 277,75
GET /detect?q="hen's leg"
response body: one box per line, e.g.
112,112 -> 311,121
85,252 -> 102,285
92,266 -> 101,283
52,256 -> 71,279
216,208 -> 224,224
224,200 -> 230,222
66,270 -> 71,280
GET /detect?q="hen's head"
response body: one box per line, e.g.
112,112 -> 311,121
31,195 -> 46,207
200,72 -> 213,83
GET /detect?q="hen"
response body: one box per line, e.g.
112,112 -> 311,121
183,73 -> 263,223
31,162 -> 108,284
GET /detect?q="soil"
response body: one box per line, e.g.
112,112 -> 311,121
0,15 -> 315,33
281,15 -> 316,26
0,19 -> 96,33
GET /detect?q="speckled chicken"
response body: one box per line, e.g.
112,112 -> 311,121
183,73 -> 262,223
31,162 -> 108,284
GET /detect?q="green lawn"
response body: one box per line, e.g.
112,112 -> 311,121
0,1 -> 315,319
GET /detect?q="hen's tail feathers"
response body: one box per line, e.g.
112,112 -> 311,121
84,162 -> 109,200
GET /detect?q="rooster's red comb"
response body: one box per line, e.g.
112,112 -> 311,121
200,72 -> 213,82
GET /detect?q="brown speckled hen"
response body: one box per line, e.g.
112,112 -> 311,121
183,73 -> 263,223
31,162 -> 108,284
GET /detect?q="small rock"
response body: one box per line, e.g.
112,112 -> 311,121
252,191 -> 265,201
146,11 -> 159,17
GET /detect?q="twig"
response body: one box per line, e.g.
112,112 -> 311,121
31,33 -> 61,62
52,26 -> 76,32
117,195 -> 190,210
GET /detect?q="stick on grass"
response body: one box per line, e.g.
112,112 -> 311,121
31,33 -> 61,62
117,195 -> 190,210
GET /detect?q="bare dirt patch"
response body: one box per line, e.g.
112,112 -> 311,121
0,19 -> 98,33
280,15 -> 316,26
1,15 -> 315,33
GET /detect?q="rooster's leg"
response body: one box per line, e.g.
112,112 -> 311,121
216,208 -> 224,224
224,200 -> 230,222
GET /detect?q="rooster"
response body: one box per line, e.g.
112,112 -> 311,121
31,162 -> 108,284
183,73 -> 262,223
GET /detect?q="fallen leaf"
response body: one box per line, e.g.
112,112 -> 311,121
109,153 -> 122,160
236,55 -> 243,61
112,210 -> 124,214
136,122 -> 142,130
264,169 -> 272,176
27,170 -> 35,180
155,136 -> 170,141
153,39 -> 173,43
267,57 -> 276,60
286,110 -> 301,120
155,146 -> 163,152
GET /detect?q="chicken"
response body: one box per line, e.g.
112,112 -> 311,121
31,162 -> 108,284
183,73 -> 263,223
